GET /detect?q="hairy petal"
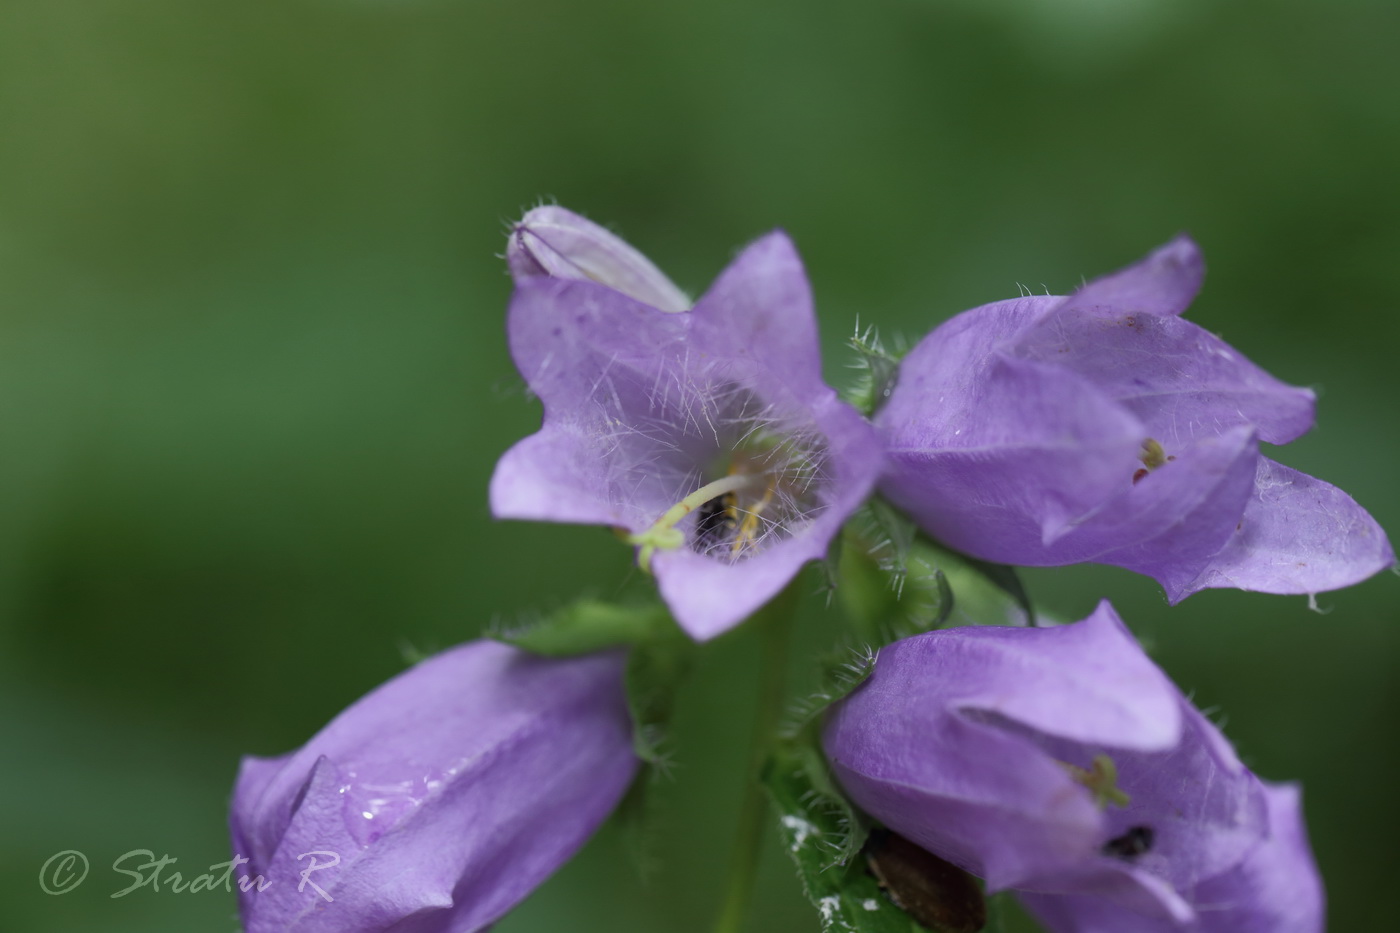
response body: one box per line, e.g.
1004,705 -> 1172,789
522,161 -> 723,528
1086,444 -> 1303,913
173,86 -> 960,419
1058,235 -> 1204,319
1171,457 -> 1396,602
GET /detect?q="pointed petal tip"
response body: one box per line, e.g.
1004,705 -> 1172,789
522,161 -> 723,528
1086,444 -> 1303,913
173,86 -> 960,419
1065,234 -> 1205,318
1164,459 -> 1394,602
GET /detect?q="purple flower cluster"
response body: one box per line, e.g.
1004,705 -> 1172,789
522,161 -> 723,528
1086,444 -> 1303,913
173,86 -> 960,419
227,212 -> 1385,933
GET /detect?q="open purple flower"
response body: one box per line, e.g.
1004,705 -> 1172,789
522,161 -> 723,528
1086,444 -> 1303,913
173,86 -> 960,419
492,207 -> 883,640
822,602 -> 1315,929
229,640 -> 637,933
878,237 -> 1393,602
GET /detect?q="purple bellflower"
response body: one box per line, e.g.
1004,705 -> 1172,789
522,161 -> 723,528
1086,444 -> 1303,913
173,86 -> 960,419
229,640 -> 637,933
878,237 -> 1393,602
823,602 -> 1321,930
493,207 -> 883,640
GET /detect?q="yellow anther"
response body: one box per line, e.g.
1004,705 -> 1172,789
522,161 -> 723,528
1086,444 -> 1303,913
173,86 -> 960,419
730,479 -> 777,557
1140,438 -> 1168,471
1060,754 -> 1131,809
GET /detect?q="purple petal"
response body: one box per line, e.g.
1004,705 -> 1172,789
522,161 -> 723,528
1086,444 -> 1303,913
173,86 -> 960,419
1076,426 -> 1261,594
230,641 -> 637,933
880,345 -> 1147,561
687,231 -> 826,399
1013,307 -> 1316,446
1059,236 -> 1204,319
507,205 -> 690,312
1019,783 -> 1322,933
1171,457 -> 1396,602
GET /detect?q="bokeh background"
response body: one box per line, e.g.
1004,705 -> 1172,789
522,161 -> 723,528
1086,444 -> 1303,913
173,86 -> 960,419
2,0 -> 1397,930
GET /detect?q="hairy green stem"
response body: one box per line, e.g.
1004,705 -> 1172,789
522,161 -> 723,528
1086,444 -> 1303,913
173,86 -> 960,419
711,580 -> 801,933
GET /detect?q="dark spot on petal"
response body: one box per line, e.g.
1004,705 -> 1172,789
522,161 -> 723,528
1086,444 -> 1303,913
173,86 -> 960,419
1132,468 -> 1149,485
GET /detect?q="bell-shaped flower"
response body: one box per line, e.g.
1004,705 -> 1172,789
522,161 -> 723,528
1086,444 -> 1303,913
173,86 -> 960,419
822,602 -> 1311,929
492,207 -> 883,640
229,640 -> 637,933
1020,781 -> 1323,933
877,236 -> 1392,602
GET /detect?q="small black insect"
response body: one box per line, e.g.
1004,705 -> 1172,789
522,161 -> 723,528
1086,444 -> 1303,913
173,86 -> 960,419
864,828 -> 987,933
692,493 -> 736,551
1101,825 -> 1155,860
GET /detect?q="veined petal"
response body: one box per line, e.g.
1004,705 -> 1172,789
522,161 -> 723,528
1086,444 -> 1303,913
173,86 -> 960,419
1013,308 -> 1316,447
1070,426 -> 1261,593
1171,457 -> 1395,602
1058,235 -> 1204,319
688,231 -> 825,397
508,206 -> 690,312
881,352 -> 1146,561
1019,783 -> 1322,933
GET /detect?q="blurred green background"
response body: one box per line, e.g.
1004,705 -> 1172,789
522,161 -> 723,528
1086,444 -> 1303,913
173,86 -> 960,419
2,0 -> 1396,930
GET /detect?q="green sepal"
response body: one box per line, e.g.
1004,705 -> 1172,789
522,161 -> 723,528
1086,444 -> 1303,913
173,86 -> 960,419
624,614 -> 694,768
766,741 -> 945,932
838,500 -> 1033,638
489,599 -> 669,657
843,324 -> 906,418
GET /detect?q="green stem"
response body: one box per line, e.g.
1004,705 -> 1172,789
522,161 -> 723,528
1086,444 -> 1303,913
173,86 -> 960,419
711,580 -> 801,933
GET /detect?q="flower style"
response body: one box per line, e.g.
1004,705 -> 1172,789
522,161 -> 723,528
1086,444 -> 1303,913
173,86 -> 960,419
877,236 -> 1393,602
822,602 -> 1320,930
492,207 -> 883,640
229,640 -> 637,933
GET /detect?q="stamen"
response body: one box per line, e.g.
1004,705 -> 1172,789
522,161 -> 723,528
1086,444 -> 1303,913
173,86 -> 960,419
1133,438 -> 1176,484
730,479 -> 778,557
1140,438 -> 1168,470
1059,754 -> 1130,809
628,473 -> 764,573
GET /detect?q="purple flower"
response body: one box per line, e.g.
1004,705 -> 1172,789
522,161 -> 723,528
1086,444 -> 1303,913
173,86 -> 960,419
229,640 -> 637,933
878,237 -> 1393,602
492,207 -> 883,640
822,602 -> 1319,929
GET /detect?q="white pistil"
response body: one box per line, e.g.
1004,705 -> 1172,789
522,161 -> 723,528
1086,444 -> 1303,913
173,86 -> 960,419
628,473 -> 763,573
